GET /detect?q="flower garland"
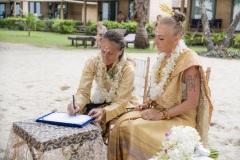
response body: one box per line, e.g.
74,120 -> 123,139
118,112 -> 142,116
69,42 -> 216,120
150,39 -> 187,100
95,54 -> 127,103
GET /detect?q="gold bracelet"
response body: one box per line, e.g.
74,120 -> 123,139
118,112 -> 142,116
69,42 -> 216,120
162,111 -> 166,120
146,102 -> 151,108
164,109 -> 171,120
160,111 -> 166,120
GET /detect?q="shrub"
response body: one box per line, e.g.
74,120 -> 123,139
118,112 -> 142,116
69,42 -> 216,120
2,17 -> 25,30
52,19 -> 76,34
183,32 -> 196,45
0,19 -> 7,28
36,20 -> 45,31
75,20 -> 83,26
211,32 -> 225,45
233,34 -> 240,49
85,21 -> 153,37
43,19 -> 55,32
85,21 -> 97,35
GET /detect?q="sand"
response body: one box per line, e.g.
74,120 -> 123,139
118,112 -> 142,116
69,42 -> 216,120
0,42 -> 239,159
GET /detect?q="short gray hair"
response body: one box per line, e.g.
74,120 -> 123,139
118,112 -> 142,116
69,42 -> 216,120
102,29 -> 126,51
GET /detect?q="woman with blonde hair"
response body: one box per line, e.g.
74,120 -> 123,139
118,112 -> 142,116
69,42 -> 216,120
108,7 -> 213,160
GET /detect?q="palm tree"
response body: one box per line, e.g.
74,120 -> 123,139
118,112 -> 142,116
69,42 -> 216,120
25,13 -> 38,36
221,11 -> 240,49
198,0 -> 214,52
132,0 -> 150,49
198,0 -> 240,55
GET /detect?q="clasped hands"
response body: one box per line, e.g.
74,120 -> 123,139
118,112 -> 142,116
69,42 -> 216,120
135,103 -> 164,120
67,103 -> 105,123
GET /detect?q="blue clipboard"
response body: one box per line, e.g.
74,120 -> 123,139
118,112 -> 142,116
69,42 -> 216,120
36,112 -> 94,128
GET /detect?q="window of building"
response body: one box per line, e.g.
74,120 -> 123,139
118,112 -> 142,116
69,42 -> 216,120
10,2 -> 20,16
233,0 -> 240,31
191,0 -> 216,20
102,2 -> 109,20
0,3 -> 5,19
29,2 -> 41,15
51,3 -> 67,19
128,0 -> 134,21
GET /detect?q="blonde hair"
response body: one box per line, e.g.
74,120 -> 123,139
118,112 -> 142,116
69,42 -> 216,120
159,10 -> 186,36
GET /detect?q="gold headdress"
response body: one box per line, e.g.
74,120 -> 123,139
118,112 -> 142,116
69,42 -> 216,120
159,4 -> 174,16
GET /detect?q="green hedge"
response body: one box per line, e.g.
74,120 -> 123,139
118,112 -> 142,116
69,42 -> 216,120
0,17 -> 83,34
0,18 -> 153,37
85,20 -> 153,38
0,17 -> 26,30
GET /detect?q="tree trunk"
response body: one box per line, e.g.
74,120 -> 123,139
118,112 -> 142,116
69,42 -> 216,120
134,23 -> 149,49
198,0 -> 214,52
132,0 -> 149,49
186,0 -> 191,31
222,11 -> 240,48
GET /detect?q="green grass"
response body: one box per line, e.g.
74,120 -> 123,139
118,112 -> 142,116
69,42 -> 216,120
0,28 -> 238,53
0,28 -> 77,50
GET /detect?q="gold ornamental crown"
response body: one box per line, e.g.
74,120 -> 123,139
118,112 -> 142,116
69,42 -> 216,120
159,4 -> 174,16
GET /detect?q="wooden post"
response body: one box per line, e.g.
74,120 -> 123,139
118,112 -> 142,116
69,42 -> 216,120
60,1 -> 63,19
180,0 -> 185,13
14,1 -> 16,17
83,0 -> 87,27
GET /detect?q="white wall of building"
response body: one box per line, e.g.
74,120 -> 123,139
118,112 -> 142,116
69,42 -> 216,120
148,0 -> 172,24
22,2 -> 28,15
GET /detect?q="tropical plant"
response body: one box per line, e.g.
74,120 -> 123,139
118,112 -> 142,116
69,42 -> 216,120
211,32 -> 225,45
24,12 -> 39,36
233,35 -> 240,50
183,32 -> 196,45
196,33 -> 205,45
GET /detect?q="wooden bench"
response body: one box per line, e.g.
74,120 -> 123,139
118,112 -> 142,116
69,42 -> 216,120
124,34 -> 136,48
68,35 -> 96,48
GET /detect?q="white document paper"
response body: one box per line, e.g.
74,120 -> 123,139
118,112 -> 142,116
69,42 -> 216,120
42,112 -> 92,124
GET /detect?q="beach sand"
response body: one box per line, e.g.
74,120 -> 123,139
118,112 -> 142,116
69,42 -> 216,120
0,42 -> 239,159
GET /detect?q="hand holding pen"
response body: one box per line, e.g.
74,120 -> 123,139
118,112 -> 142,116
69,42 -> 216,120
67,95 -> 80,115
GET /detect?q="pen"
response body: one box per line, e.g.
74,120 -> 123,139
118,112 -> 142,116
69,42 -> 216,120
72,95 -> 76,116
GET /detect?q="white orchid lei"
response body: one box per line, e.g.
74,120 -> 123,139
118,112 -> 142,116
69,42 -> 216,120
149,126 -> 219,160
95,54 -> 126,103
150,39 -> 187,100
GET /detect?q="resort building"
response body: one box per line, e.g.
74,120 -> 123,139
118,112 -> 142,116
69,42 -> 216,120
0,0 -> 239,32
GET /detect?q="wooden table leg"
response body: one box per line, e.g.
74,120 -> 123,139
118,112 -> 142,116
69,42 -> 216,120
83,40 -> 86,48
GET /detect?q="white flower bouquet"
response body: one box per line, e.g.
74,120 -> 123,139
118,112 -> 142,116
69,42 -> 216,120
149,126 -> 219,160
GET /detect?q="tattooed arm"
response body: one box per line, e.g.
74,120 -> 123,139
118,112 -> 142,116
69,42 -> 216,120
166,66 -> 201,118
